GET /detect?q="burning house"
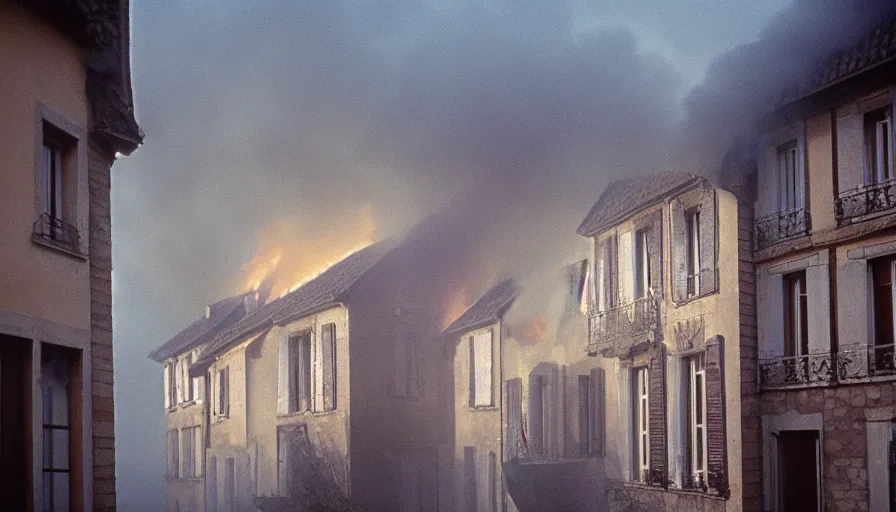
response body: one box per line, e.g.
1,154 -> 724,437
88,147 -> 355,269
0,0 -> 141,510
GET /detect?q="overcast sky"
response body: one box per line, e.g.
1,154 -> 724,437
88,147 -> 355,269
111,1 -> 894,509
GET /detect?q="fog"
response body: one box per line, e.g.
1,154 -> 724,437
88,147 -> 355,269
112,1 -> 894,509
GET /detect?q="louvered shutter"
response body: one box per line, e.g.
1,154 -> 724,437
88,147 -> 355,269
705,336 -> 728,496
195,427 -> 203,477
298,336 -> 312,411
322,323 -> 336,411
670,199 -> 688,302
578,375 -> 590,455
506,378 -> 522,460
473,331 -> 493,406
596,240 -> 606,311
164,364 -> 171,409
648,213 -> 663,298
277,335 -> 289,415
699,187 -> 717,296
468,337 -> 476,408
608,236 -> 618,307
528,374 -> 544,455
176,359 -> 184,404
648,346 -> 667,486
193,352 -> 202,404
591,368 -> 605,456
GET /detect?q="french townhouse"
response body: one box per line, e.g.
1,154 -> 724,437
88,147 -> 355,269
0,1 -> 141,510
576,172 -> 744,511
150,291 -> 262,512
743,16 -> 896,512
183,235 -> 458,512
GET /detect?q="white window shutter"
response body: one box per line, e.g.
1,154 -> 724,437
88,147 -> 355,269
163,364 -> 171,409
176,359 -> 184,404
670,199 -> 688,302
277,335 -> 289,415
195,426 -> 203,477
473,331 -> 493,406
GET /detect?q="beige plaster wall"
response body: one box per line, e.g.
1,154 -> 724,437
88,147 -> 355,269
0,2 -> 91,330
164,357 -> 206,512
806,112 -> 836,232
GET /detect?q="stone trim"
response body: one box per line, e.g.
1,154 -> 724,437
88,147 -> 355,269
847,239 -> 896,260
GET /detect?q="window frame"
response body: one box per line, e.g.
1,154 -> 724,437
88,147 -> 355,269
469,330 -> 495,408
783,271 -> 809,358
634,228 -> 651,300
632,366 -> 649,482
287,331 -> 312,413
687,353 -> 708,488
865,105 -> 894,185
777,140 -> 803,211
685,208 -> 701,298
216,367 -> 230,418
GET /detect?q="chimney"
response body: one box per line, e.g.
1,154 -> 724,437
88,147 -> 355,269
205,305 -> 212,319
244,291 -> 260,313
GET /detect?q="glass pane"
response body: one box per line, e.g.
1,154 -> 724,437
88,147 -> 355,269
43,472 -> 52,512
43,429 -> 52,468
52,429 -> 69,470
696,426 -> 704,469
53,472 -> 70,512
695,374 -> 704,423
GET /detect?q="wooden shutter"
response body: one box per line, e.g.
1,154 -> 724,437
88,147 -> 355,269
591,368 -> 605,456
608,235 -> 618,307
194,427 -> 203,477
164,363 -> 171,409
193,352 -> 203,404
699,187 -> 717,296
648,346 -> 667,486
670,198 -> 688,302
463,447 -> 477,512
506,378 -> 522,460
468,337 -> 476,408
705,336 -> 729,496
176,359 -> 184,404
278,335 -> 289,415
596,239 -> 606,311
208,456 -> 218,511
322,323 -> 336,411
578,375 -> 590,455
648,212 -> 663,298
473,331 -> 493,406
182,428 -> 192,478
528,374 -> 544,455
298,336 -> 311,411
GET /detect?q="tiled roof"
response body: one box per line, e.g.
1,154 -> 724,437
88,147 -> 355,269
148,292 -> 252,362
191,239 -> 396,374
443,278 -> 520,336
576,172 -> 699,236
812,17 -> 896,91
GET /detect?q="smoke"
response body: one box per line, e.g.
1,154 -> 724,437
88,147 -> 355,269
112,1 -> 895,509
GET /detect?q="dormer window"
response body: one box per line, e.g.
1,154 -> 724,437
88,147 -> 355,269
777,140 -> 803,211
865,106 -> 893,184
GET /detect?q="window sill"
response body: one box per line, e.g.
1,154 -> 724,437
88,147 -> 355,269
167,477 -> 204,483
32,234 -> 86,260
277,408 -> 338,420
622,481 -> 727,500
673,289 -> 718,308
467,405 -> 499,412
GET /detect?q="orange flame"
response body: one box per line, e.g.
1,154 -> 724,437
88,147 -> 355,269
513,313 -> 549,346
238,204 -> 377,299
442,286 -> 470,330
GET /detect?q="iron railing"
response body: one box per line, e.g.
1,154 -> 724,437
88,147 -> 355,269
758,352 -> 834,389
755,208 -> 810,249
837,343 -> 896,381
681,474 -> 708,492
835,179 -> 896,224
586,293 -> 659,356
32,213 -> 80,252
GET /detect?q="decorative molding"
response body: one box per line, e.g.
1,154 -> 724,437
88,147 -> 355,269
670,316 -> 705,354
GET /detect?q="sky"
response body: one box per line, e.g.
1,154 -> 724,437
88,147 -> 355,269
110,1 -> 894,509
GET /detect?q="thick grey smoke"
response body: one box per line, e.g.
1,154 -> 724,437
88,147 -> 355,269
113,1 -> 894,509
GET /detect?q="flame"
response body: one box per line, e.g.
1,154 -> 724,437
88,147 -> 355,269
513,313 -> 548,346
238,204 -> 377,299
442,286 -> 470,330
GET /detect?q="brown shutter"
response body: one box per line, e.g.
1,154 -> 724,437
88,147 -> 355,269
578,375 -> 590,455
464,447 -> 477,512
299,335 -> 312,411
699,187 -> 717,296
608,236 -> 618,307
648,346 -> 667,487
506,378 -> 523,460
468,337 -> 476,408
322,323 -> 336,411
648,212 -> 663,298
705,336 -> 729,496
528,374 -> 544,455
670,199 -> 688,302
590,368 -> 605,456
596,239 -> 606,310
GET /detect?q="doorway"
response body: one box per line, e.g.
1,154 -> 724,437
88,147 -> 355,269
778,430 -> 820,512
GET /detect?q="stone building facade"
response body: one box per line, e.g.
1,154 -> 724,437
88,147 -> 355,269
0,1 -> 140,510
742,17 -> 896,512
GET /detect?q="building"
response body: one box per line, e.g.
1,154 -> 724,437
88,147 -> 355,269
741,16 -> 896,512
576,173 -> 745,510
0,1 -> 141,511
150,292 -> 262,512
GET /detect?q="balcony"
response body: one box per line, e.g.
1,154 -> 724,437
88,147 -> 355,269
32,213 -> 81,255
758,353 -> 834,390
835,179 -> 896,225
837,343 -> 896,381
755,208 -> 810,249
586,294 -> 659,358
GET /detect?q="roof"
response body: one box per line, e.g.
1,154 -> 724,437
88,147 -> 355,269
812,17 -> 896,92
148,292 -> 253,362
576,172 -> 700,237
443,279 -> 520,336
191,238 -> 396,375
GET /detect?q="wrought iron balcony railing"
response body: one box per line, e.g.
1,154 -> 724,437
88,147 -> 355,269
837,343 -> 896,381
835,179 -> 896,224
755,208 -> 810,249
586,294 -> 659,357
758,352 -> 834,389
32,213 -> 80,253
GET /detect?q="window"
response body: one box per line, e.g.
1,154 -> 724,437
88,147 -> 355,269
393,323 -> 421,398
783,271 -> 808,358
217,367 -> 230,417
164,361 -> 176,409
181,426 -> 202,478
599,235 -> 618,310
168,429 -> 180,479
632,367 -> 649,482
42,346 -> 78,512
288,333 -> 312,413
469,330 -> 494,407
685,209 -> 701,297
316,323 -> 336,412
634,229 -> 651,299
777,140 -> 803,210
686,354 -> 708,488
871,257 -> 896,372
866,106 -> 893,184
578,369 -> 605,456
35,121 -> 80,252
